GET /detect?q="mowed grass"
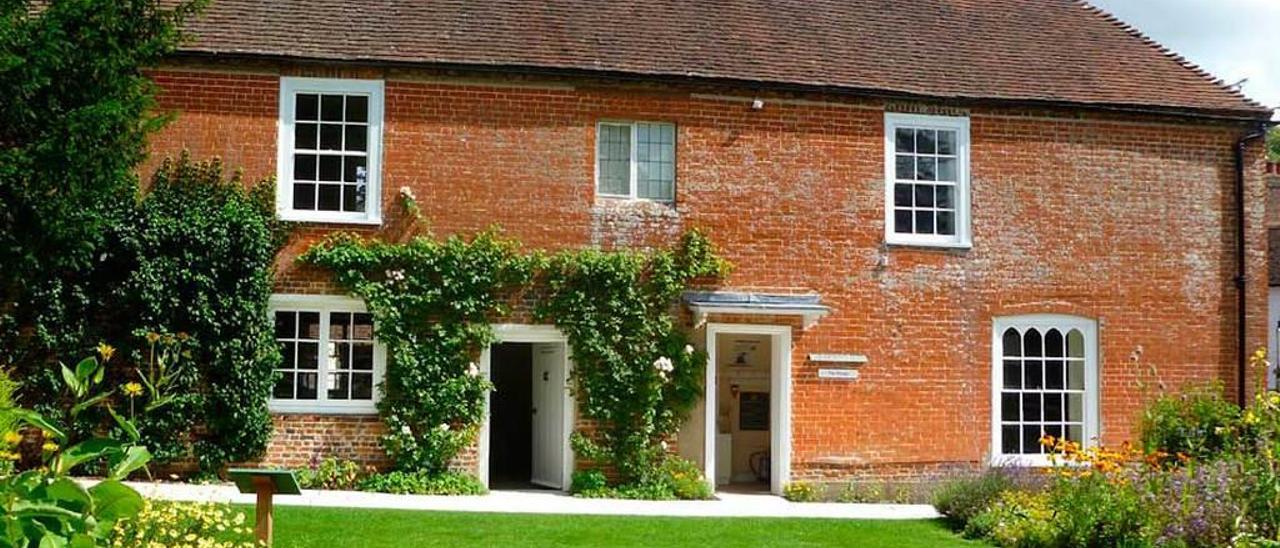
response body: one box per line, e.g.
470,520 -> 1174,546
247,505 -> 977,548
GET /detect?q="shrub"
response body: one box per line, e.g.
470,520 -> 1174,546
1140,383 -> 1240,460
357,470 -> 487,496
933,468 -> 1017,527
1047,469 -> 1147,547
569,469 -> 608,496
110,500 -> 256,548
296,456 -> 372,491
659,456 -> 713,500
965,490 -> 1057,546
782,481 -> 821,502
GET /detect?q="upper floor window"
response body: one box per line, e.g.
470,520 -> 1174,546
992,315 -> 1099,466
277,78 -> 384,224
270,294 -> 385,414
884,113 -> 970,248
596,121 -> 676,201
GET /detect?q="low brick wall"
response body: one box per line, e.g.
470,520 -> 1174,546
254,414 -> 391,470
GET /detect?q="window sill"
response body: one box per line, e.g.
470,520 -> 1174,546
278,210 -> 383,226
884,237 -> 972,251
269,402 -> 378,415
592,197 -> 679,217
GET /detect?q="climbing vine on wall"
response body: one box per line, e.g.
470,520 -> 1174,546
303,229 -> 727,482
301,231 -> 537,474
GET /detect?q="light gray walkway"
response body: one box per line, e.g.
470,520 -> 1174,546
114,481 -> 940,520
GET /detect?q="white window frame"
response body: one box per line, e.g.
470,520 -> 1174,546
276,77 -> 385,225
991,314 -> 1100,467
268,294 -> 386,415
594,120 -> 676,202
883,112 -> 971,248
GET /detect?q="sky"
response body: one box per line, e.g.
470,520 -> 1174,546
1088,0 -> 1280,118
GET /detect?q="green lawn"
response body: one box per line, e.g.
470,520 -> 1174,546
249,505 -> 977,547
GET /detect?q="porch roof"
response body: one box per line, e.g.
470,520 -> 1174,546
682,291 -> 830,329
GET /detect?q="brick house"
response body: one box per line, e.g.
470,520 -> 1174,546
147,0 -> 1275,494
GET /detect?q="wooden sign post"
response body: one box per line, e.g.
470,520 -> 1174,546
228,469 -> 302,547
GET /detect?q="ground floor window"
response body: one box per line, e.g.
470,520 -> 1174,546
993,314 -> 1098,465
269,294 -> 384,414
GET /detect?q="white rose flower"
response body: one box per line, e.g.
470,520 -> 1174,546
400,425 -> 412,435
399,186 -> 416,200
684,344 -> 695,355
438,423 -> 450,432
467,362 -> 480,377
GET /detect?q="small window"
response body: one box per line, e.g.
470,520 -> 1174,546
270,295 -> 384,414
595,121 -> 676,201
993,315 -> 1099,465
884,113 -> 970,248
277,78 -> 384,224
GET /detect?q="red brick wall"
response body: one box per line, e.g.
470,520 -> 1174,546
146,62 -> 1269,481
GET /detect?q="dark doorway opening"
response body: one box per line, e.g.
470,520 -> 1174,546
488,343 -> 533,489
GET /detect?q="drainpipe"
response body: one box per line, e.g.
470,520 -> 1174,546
1235,123 -> 1268,407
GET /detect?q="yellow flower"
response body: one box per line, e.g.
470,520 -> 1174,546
41,441 -> 58,453
146,332 -> 161,344
97,342 -> 116,362
123,382 -> 144,397
3,431 -> 21,445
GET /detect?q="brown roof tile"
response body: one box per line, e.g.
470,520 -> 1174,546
175,0 -> 1273,119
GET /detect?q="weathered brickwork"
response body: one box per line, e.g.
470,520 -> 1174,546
252,414 -> 390,470
146,61 -> 1270,482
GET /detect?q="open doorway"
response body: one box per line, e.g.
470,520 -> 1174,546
480,327 -> 573,491
714,333 -> 773,493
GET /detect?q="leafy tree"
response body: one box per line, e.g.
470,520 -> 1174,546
0,0 -> 202,366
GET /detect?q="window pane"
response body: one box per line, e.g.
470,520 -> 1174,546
936,186 -> 954,208
292,184 -> 316,210
1067,360 -> 1084,390
1002,425 -> 1020,454
1044,393 -> 1063,422
1024,329 -> 1043,357
296,372 -> 318,399
1024,359 -> 1043,389
916,129 -> 936,154
914,185 -> 934,207
1021,393 -> 1041,423
273,373 -> 295,399
342,185 -> 364,213
330,312 -> 351,339
1001,392 -> 1020,421
318,184 -> 341,211
319,124 -> 343,150
1003,360 -> 1022,389
294,154 -> 317,181
914,210 -> 933,234
296,94 -> 319,121
1044,424 -> 1062,443
1067,394 -> 1083,422
937,157 -> 957,182
295,123 -> 318,149
1066,425 -> 1083,443
352,373 -> 373,400
894,184 -> 912,207
895,155 -> 914,180
328,372 -> 350,400
318,156 -> 342,182
894,210 -> 912,233
346,95 -> 368,123
279,342 -> 295,369
1045,329 -> 1064,357
1023,425 -> 1042,454
345,125 -> 368,152
353,314 -> 374,339
936,211 -> 955,235
1067,330 -> 1084,358
637,123 -> 674,200
937,130 -> 956,155
297,342 -> 319,370
320,95 -> 344,121
1002,328 -> 1021,357
895,128 -> 915,153
275,312 -> 297,339
299,313 -> 321,338
352,345 -> 374,370
597,124 -> 630,195
1046,359 -> 1065,390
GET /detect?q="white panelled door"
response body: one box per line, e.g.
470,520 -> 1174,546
530,343 -> 566,489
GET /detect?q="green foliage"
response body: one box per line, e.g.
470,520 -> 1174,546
302,231 -> 535,474
538,230 -> 726,484
0,0 -> 202,369
933,469 -> 1018,527
1139,382 -> 1240,460
116,155 -> 284,470
356,471 -> 487,496
569,470 -> 608,496
659,456 -> 712,500
1268,126 -> 1279,162
570,457 -> 711,501
108,500 -> 255,547
296,457 -> 373,491
963,490 -> 1057,546
782,481 -> 821,503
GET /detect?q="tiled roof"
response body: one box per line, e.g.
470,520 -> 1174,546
174,0 -> 1273,119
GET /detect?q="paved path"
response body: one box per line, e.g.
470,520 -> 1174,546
117,481 -> 940,520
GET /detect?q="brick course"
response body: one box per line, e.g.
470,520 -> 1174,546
146,61 -> 1270,482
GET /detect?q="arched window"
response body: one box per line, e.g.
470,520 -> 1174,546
992,315 -> 1098,465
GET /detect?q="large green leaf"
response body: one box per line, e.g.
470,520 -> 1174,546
106,408 -> 139,443
68,391 -> 112,419
54,439 -> 122,476
8,501 -> 81,521
8,410 -> 65,443
43,479 -> 91,512
87,480 -> 142,523
37,532 -> 67,548
107,447 -> 150,480
72,358 -> 96,387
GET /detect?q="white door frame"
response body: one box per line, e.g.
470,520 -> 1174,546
478,324 -> 575,490
704,323 -> 793,495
